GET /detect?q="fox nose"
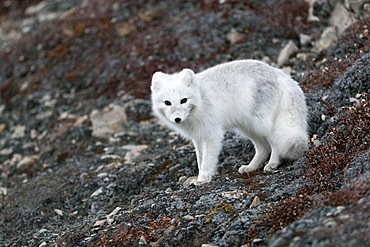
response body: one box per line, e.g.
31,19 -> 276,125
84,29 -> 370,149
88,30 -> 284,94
175,117 -> 181,123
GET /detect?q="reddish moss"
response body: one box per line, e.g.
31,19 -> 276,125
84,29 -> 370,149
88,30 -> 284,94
306,144 -> 349,192
95,78 -> 122,99
306,96 -> 369,193
96,215 -> 178,246
324,181 -> 370,207
269,193 -> 314,230
267,0 -> 310,34
261,96 -> 369,233
0,79 -> 19,106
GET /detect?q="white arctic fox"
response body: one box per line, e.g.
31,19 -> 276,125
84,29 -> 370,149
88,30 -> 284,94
151,60 -> 308,184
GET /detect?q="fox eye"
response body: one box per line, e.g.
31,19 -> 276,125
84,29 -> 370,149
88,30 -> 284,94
164,100 -> 171,106
180,98 -> 187,104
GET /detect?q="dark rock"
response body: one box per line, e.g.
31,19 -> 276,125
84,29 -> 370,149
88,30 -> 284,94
342,150 -> 370,187
333,53 -> 370,101
268,203 -> 370,247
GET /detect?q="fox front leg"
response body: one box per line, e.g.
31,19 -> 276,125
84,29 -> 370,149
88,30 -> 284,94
192,140 -> 203,171
196,133 -> 223,183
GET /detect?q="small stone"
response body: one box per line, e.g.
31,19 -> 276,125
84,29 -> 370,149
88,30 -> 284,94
201,244 -> 218,247
221,189 -> 247,199
0,147 -> 13,156
311,134 -> 321,147
54,209 -> 64,216
307,0 -> 320,22
315,26 -> 338,50
281,66 -> 292,75
0,124 -> 5,134
97,172 -> 108,177
39,241 -> 47,247
100,154 -> 122,160
115,22 -> 137,37
322,217 -> 337,228
178,176 -> 188,184
226,28 -> 247,45
11,125 -> 26,139
169,163 -> 181,173
183,215 -> 195,221
107,207 -> 121,224
321,95 -> 329,102
350,97 -> 361,107
137,7 -> 160,22
277,40 -> 299,67
297,53 -> 314,61
334,206 -> 345,215
262,56 -> 272,64
93,219 -> 107,227
250,196 -> 261,209
0,187 -> 8,196
90,187 -> 103,197
338,214 -> 350,220
17,156 -> 38,170
139,235 -> 147,245
122,145 -> 148,164
30,129 -> 38,139
36,110 -> 53,120
252,238 -> 264,243
240,217 -> 248,223
299,33 -> 311,46
25,1 -> 47,15
165,188 -> 173,193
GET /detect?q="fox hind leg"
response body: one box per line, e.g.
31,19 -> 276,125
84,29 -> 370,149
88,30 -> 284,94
239,135 -> 270,174
264,147 -> 280,172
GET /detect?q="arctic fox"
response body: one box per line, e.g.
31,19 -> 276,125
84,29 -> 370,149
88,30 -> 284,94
151,60 -> 308,184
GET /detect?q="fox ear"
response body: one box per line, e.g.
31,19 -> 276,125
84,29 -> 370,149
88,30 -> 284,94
179,69 -> 195,87
151,71 -> 166,92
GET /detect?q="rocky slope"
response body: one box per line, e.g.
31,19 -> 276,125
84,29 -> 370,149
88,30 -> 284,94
0,0 -> 369,246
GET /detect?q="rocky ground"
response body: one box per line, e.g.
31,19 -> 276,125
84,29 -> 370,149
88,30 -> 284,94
0,0 -> 369,246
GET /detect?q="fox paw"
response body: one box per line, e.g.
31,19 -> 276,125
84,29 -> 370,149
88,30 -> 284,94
238,165 -> 258,174
263,163 -> 279,172
183,176 -> 211,186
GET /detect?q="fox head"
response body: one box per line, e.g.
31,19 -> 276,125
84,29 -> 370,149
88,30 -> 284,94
151,69 -> 199,124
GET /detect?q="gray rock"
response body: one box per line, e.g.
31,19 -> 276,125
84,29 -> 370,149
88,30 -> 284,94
90,104 -> 127,139
11,125 -> 26,139
330,1 -> 356,33
250,196 -> 261,209
268,204 -> 370,247
342,150 -> 370,188
121,144 -> 148,164
277,40 -> 299,67
299,33 -> 312,46
315,26 -> 339,50
344,0 -> 370,16
333,53 -> 370,100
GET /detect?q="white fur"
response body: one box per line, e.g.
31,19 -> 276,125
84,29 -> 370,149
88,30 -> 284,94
151,60 -> 308,183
